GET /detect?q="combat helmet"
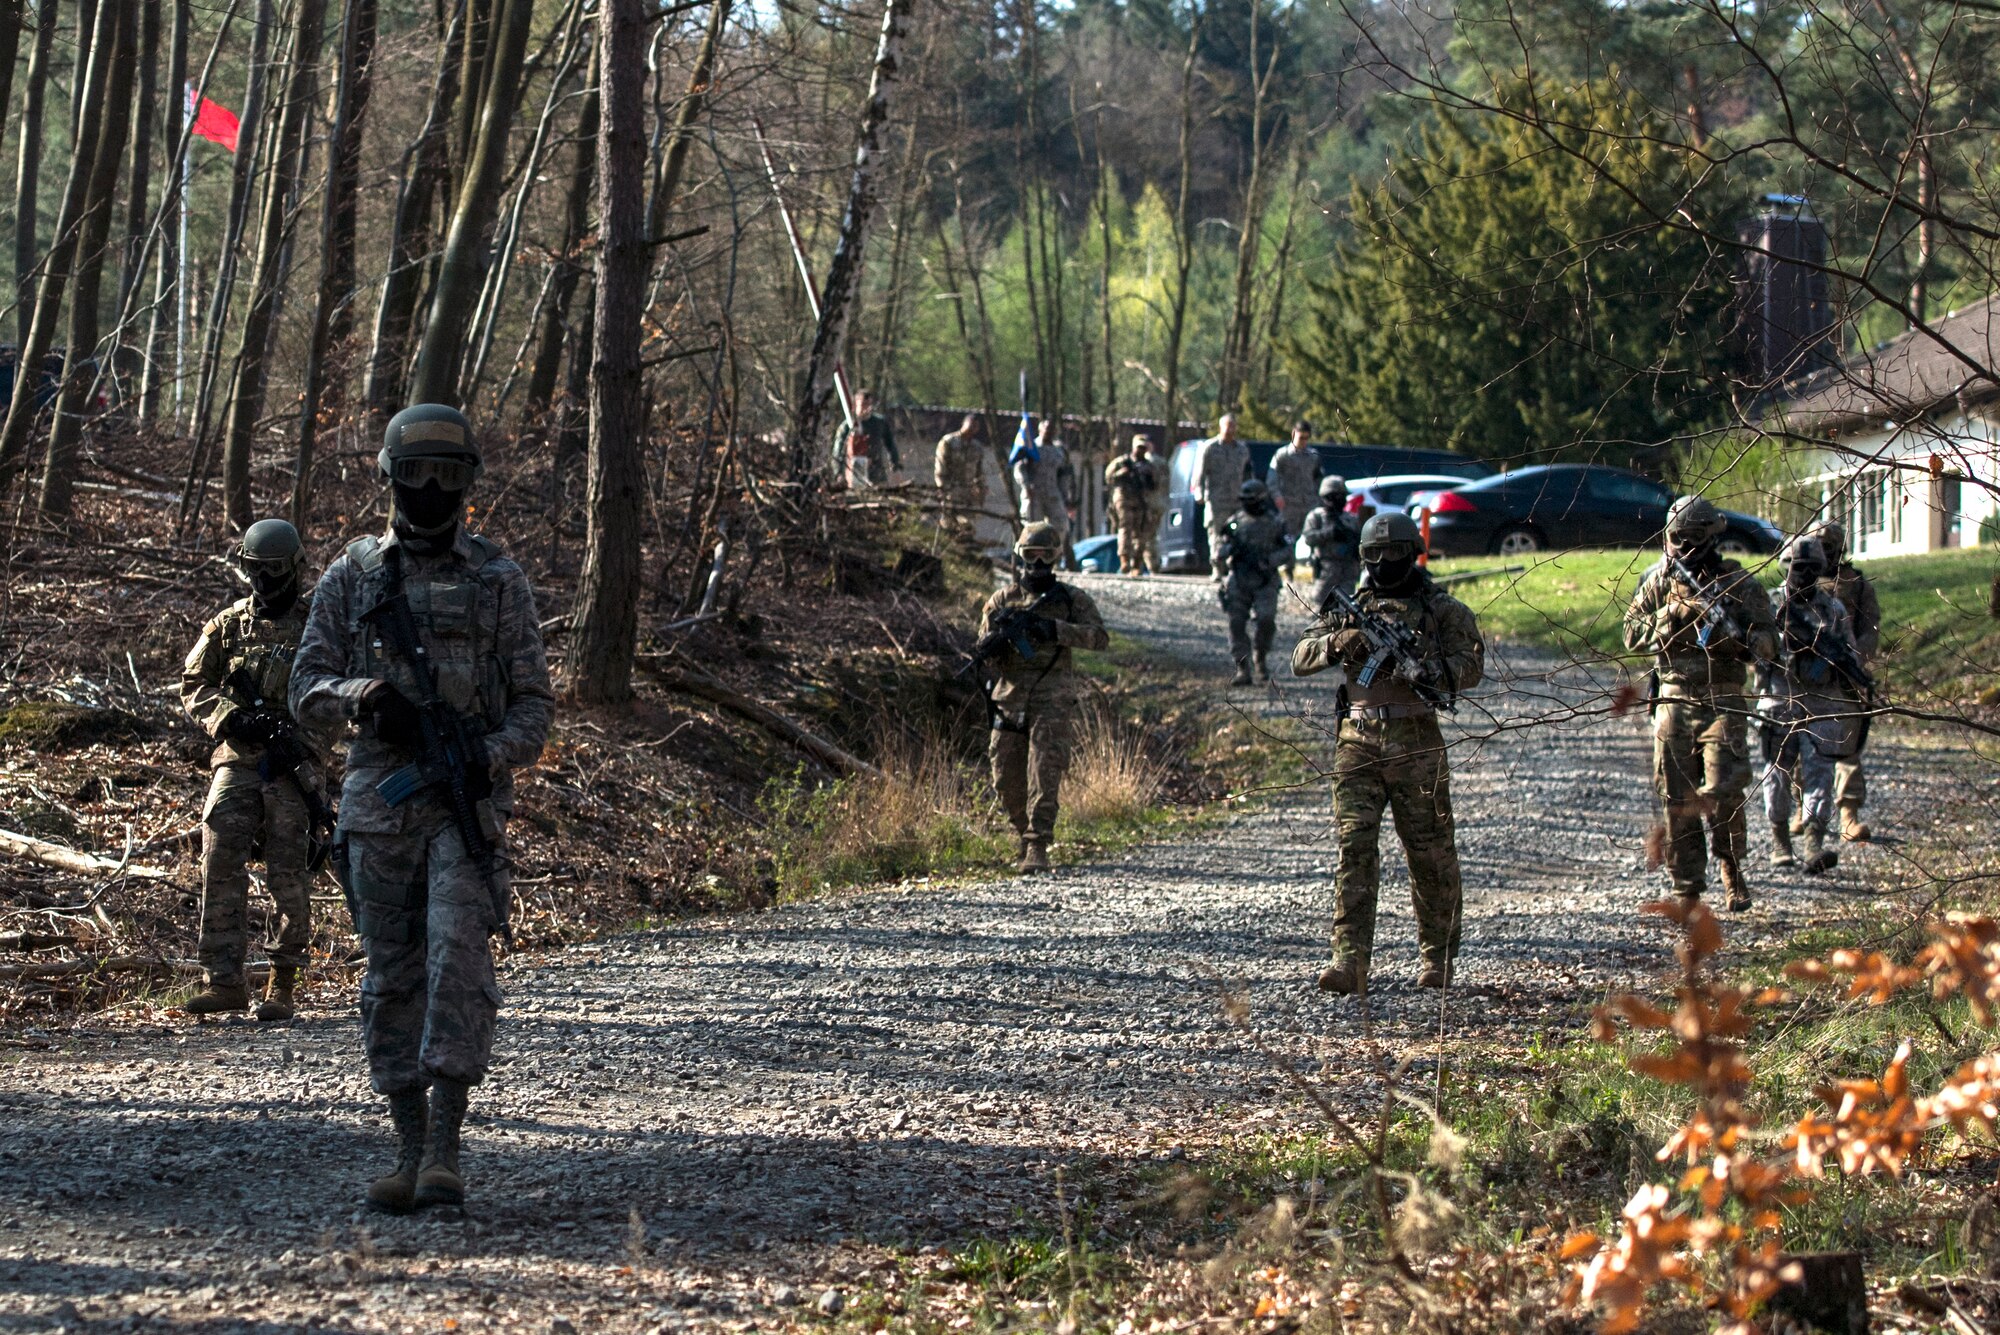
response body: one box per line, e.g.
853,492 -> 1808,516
379,404 -> 482,488
1359,512 -> 1424,590
1015,521 -> 1063,562
1812,520 -> 1847,564
1319,474 -> 1350,502
1238,478 -> 1271,505
1665,495 -> 1725,543
1360,511 -> 1422,553
236,518 -> 305,603
1780,534 -> 1829,582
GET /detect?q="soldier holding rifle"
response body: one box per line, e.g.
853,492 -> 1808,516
292,405 -> 554,1215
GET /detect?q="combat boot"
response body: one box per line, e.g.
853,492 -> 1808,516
1231,660 -> 1253,686
415,1078 -> 469,1210
1018,838 -> 1050,874
366,1090 -> 428,1215
1802,827 -> 1838,875
1839,804 -> 1872,843
254,966 -> 296,1023
1770,824 -> 1797,869
1315,959 -> 1367,995
1717,858 -> 1751,913
1416,958 -> 1453,989
186,979 -> 249,1015
1253,654 -> 1271,684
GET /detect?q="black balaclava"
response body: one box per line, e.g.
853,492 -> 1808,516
1363,543 -> 1421,594
1667,529 -> 1719,573
249,566 -> 299,619
391,479 -> 466,554
1242,494 -> 1270,517
1785,553 -> 1825,592
1019,555 -> 1058,594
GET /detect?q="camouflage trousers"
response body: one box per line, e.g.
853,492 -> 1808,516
1331,714 -> 1463,969
1111,501 -> 1156,574
345,792 -> 509,1095
989,693 -> 1076,840
1834,758 -> 1866,811
198,763 -> 313,982
1761,714 -> 1837,835
1652,692 -> 1751,896
942,486 -> 984,538
1223,578 -> 1278,667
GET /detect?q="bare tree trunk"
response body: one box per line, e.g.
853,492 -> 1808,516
65,0 -> 95,132
12,0 -> 55,350
139,0 -> 188,425
219,0 -> 327,531
0,0 -> 112,480
408,0 -> 533,405
115,0 -> 157,312
1091,87 -> 1117,432
0,7 -> 24,204
524,57 -> 597,423
1253,148 -> 1305,405
1160,12 -> 1201,441
361,2 -> 463,417
1218,4 -> 1278,411
787,0 -> 914,481
35,0 -> 134,517
452,0 -> 494,190
648,0 -> 731,242
291,0 -> 376,524
568,0 -> 647,705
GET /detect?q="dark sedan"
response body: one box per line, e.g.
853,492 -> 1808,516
1414,465 -> 1783,558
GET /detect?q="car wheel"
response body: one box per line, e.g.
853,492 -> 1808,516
1491,525 -> 1543,556
1717,531 -> 1754,557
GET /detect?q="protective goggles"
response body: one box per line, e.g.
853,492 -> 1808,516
1360,542 -> 1413,563
389,455 -> 478,490
239,555 -> 296,578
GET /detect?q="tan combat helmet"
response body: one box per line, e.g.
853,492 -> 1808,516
1319,474 -> 1350,503
1665,495 -> 1725,553
1015,521 -> 1063,563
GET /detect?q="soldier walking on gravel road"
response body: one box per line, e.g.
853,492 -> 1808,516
1217,479 -> 1289,684
1265,421 -> 1321,572
972,522 -> 1109,873
1300,476 -> 1362,611
1623,497 -> 1777,912
1104,435 -> 1159,576
1292,513 -> 1484,994
180,519 -> 328,1022
1811,520 -> 1879,844
291,405 -> 555,1217
1194,414 -> 1250,579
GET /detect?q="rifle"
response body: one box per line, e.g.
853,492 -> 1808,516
1667,555 -> 1744,650
360,559 -> 513,948
1324,587 -> 1454,710
956,590 -> 1065,680
221,667 -> 334,872
1779,596 -> 1876,699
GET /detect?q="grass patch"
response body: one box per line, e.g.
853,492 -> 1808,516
1432,545 -> 2000,698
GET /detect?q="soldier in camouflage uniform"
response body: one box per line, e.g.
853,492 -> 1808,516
1623,497 -> 1778,911
1142,437 -> 1172,573
1812,521 -> 1879,843
975,521 -> 1109,873
1293,513 -> 1484,993
1194,414 -> 1250,580
291,405 -> 555,1215
1757,536 -> 1864,876
180,519 -> 325,1021
1300,475 -> 1362,611
933,414 -> 988,538
1265,420 -> 1322,572
1218,479 -> 1289,685
1103,435 -> 1159,576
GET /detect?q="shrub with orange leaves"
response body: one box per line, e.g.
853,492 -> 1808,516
1565,907 -> 2000,1334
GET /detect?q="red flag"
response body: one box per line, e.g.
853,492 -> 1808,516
188,85 -> 239,153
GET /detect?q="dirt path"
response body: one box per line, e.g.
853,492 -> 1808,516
0,574 -> 1923,1333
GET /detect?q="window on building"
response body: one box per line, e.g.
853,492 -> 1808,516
1859,469 -> 1886,535
1942,474 -> 1963,548
1889,471 -> 1903,543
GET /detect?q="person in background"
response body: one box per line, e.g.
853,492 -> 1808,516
1809,520 -> 1879,843
1194,414 -> 1250,582
1266,420 -> 1322,574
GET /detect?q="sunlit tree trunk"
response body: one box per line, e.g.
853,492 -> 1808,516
11,0 -> 56,350
139,0 -> 188,426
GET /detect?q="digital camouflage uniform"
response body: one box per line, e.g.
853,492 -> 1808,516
1142,449 -> 1172,572
1013,443 -> 1073,556
978,579 -> 1108,845
1219,505 -> 1289,678
181,598 -> 319,987
933,429 -> 987,536
1266,444 -> 1321,541
1300,505 -> 1362,611
1194,434 -> 1251,570
1824,560 -> 1880,823
1758,582 -> 1862,850
1623,558 -> 1779,897
1104,453 -> 1158,575
1293,574 -> 1485,976
291,528 -> 554,1096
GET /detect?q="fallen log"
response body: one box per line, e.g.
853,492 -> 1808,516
0,828 -> 173,880
0,956 -> 271,983
644,655 -> 882,781
0,933 -> 80,951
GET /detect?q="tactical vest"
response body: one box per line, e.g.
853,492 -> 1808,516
346,533 -> 510,734
218,599 -> 306,712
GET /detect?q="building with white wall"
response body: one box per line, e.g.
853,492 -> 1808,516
1777,296 -> 2000,559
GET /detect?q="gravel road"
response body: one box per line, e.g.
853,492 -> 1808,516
0,572 -> 1921,1333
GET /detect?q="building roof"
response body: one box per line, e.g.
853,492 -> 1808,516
1777,294 -> 2000,436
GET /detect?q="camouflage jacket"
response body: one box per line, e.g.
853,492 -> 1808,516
1293,573 -> 1485,709
1766,583 -> 1862,701
933,430 -> 986,499
1300,506 -> 1362,567
1265,445 -> 1321,517
1104,455 -> 1157,509
1143,452 -> 1173,508
1218,509 -> 1289,593
1623,556 -> 1779,693
1013,443 -> 1071,523
1823,562 -> 1881,659
1194,436 -> 1250,509
290,528 -> 555,823
181,596 -> 315,770
976,579 -> 1108,704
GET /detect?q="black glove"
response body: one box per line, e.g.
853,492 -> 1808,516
242,710 -> 288,744
219,708 -> 261,742
1026,616 -> 1059,646
463,739 -> 495,805
359,680 -> 422,740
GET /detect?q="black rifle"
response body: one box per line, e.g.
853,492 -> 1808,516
361,559 -> 513,948
1324,587 -> 1454,710
1667,555 -> 1744,650
1779,595 -> 1876,699
956,589 -> 1067,681
222,667 -> 334,872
